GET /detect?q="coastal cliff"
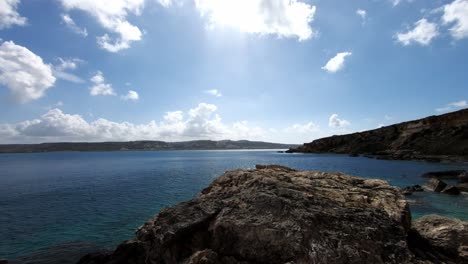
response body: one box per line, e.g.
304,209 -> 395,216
287,109 -> 468,161
78,165 -> 467,264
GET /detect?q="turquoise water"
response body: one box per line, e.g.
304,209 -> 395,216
1,150 -> 467,263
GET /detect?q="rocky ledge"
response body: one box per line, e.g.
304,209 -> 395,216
79,165 -> 467,264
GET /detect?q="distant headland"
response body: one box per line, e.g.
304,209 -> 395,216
288,108 -> 468,162
0,140 -> 297,153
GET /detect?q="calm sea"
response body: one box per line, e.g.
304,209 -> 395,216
1,150 -> 467,263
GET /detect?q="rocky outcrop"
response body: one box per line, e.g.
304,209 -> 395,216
287,109 -> 468,162
402,185 -> 424,195
422,170 -> 467,194
79,165 -> 416,264
408,215 -> 468,263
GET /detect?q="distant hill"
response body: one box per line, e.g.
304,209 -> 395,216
288,109 -> 468,162
0,140 -> 297,153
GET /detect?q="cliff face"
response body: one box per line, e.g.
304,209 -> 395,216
288,108 -> 468,161
79,165 -> 417,264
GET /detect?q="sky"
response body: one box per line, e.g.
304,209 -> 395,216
0,0 -> 467,144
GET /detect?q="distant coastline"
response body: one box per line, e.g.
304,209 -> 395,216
0,140 -> 298,154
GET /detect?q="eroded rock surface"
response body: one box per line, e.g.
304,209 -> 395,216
79,165 -> 417,264
409,215 -> 468,263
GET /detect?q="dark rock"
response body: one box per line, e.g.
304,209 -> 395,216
349,152 -> 359,157
422,170 -> 467,180
0,260 -> 8,264
287,109 -> 468,162
402,185 -> 424,195
457,183 -> 468,192
458,172 -> 468,183
428,178 -> 448,192
441,185 -> 461,195
409,214 -> 468,263
79,165 -> 414,264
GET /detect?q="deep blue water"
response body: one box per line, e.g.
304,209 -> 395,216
1,150 -> 467,263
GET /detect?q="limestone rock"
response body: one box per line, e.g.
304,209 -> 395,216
79,165 -> 413,264
409,215 -> 468,263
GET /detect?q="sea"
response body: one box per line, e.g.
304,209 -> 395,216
1,150 -> 467,263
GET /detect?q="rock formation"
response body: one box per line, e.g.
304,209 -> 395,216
287,109 -> 468,162
408,215 -> 468,263
78,165 -> 468,264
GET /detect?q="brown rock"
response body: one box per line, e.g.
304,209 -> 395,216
428,178 -> 448,192
79,166 -> 413,264
409,215 -> 468,263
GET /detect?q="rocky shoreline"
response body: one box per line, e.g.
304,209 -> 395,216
287,108 -> 468,163
76,165 -> 467,264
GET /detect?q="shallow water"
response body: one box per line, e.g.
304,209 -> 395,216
1,150 -> 467,262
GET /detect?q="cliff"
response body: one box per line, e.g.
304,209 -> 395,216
78,165 -> 467,264
0,140 -> 296,153
287,108 -> 468,161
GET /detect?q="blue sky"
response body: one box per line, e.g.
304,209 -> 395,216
0,0 -> 467,144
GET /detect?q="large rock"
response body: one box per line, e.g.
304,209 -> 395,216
428,178 -> 448,192
409,215 -> 468,263
79,165 -> 414,264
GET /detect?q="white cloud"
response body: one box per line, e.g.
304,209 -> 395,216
0,41 -> 56,103
435,100 -> 467,112
0,103 -> 268,143
0,0 -> 27,29
89,71 -> 116,96
53,57 -> 85,83
121,90 -> 139,101
285,122 -> 319,134
384,115 -> 393,120
322,52 -> 352,73
194,0 -> 316,41
59,0 -> 144,52
396,18 -> 439,46
204,89 -> 222,97
329,114 -> 350,128
356,9 -> 366,22
441,0 -> 468,40
61,14 -> 88,37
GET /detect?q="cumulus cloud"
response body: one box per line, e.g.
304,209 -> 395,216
89,71 -> 116,96
121,90 -> 139,101
322,52 -> 352,73
61,14 -> 88,37
204,89 -> 222,97
194,0 -> 316,41
396,18 -> 439,46
53,57 -> 85,83
0,0 -> 27,29
59,0 -> 144,52
435,100 -> 467,112
328,114 -> 350,128
0,103 -> 267,143
0,41 -> 56,103
441,0 -> 468,40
